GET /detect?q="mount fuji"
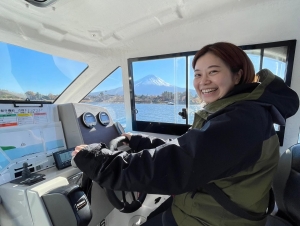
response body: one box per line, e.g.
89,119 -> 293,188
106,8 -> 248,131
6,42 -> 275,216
91,74 -> 195,96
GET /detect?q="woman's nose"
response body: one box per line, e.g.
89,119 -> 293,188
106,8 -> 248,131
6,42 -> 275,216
200,75 -> 209,85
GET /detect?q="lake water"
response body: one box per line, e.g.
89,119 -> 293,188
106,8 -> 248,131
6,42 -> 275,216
91,102 -> 202,129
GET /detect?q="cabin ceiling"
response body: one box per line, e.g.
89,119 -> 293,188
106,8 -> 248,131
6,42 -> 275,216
0,0 -> 299,64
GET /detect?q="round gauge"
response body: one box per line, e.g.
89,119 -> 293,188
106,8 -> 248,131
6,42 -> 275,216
82,112 -> 97,128
98,112 -> 110,126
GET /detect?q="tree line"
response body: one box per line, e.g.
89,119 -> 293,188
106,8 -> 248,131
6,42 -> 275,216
0,89 -> 200,104
0,90 -> 58,101
83,91 -> 200,104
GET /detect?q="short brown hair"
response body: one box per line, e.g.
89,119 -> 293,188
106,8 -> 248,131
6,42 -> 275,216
192,42 -> 255,84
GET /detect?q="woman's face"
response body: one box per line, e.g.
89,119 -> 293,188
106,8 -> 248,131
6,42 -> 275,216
193,52 -> 241,104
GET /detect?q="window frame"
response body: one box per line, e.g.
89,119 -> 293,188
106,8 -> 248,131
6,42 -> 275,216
128,40 -> 297,145
128,52 -> 195,135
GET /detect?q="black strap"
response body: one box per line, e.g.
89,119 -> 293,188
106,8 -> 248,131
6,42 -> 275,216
272,148 -> 292,214
202,183 -> 275,221
81,173 -> 93,204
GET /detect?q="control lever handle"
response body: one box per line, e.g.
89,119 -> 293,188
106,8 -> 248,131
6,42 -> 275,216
178,108 -> 187,119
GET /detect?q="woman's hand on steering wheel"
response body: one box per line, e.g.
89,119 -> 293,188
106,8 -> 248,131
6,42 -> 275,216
71,144 -> 88,157
121,133 -> 132,145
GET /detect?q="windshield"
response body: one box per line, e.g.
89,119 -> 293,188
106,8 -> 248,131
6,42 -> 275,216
0,42 -> 88,103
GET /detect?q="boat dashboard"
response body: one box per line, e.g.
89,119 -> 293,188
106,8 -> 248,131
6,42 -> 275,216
0,102 -> 170,226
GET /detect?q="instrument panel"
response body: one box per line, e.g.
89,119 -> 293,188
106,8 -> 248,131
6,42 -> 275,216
81,111 -> 111,128
58,103 -> 119,152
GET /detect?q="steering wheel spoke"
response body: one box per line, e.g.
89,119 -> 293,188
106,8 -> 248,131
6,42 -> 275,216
103,136 -> 147,213
104,188 -> 147,213
122,191 -> 127,202
131,192 -> 137,201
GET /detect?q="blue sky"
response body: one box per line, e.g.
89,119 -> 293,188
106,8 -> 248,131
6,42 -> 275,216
132,58 -> 187,82
0,41 -> 286,96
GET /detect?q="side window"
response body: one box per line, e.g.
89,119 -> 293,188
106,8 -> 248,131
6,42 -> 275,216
80,67 -> 127,129
262,47 -> 287,80
244,47 -> 288,80
131,57 -> 187,124
242,41 -> 295,87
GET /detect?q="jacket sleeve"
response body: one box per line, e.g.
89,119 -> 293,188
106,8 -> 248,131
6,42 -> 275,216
129,134 -> 166,152
74,102 -> 274,195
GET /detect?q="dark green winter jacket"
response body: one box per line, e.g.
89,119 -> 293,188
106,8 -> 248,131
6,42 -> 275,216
171,69 -> 299,225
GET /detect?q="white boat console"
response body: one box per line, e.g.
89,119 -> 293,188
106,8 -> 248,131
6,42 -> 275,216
0,102 -> 169,226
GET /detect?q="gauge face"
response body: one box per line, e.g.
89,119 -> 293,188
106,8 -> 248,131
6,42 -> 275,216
82,112 -> 97,128
98,112 -> 110,126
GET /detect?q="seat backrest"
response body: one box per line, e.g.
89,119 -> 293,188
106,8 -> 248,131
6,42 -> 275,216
272,144 -> 300,225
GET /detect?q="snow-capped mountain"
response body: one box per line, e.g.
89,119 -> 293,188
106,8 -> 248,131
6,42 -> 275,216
133,74 -> 187,95
134,75 -> 172,87
90,74 -> 195,96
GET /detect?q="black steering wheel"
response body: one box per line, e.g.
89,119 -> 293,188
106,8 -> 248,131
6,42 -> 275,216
71,136 -> 148,213
104,136 -> 147,213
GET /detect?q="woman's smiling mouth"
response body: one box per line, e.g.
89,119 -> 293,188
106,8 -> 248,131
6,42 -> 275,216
202,88 -> 218,94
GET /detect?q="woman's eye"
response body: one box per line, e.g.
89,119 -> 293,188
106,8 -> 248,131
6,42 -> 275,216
209,70 -> 217,74
194,73 -> 201,77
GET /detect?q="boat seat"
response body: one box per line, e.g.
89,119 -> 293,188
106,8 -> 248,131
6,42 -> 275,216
265,144 -> 300,226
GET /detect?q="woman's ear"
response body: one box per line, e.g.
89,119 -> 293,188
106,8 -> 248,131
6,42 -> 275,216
234,69 -> 243,84
254,74 -> 260,82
